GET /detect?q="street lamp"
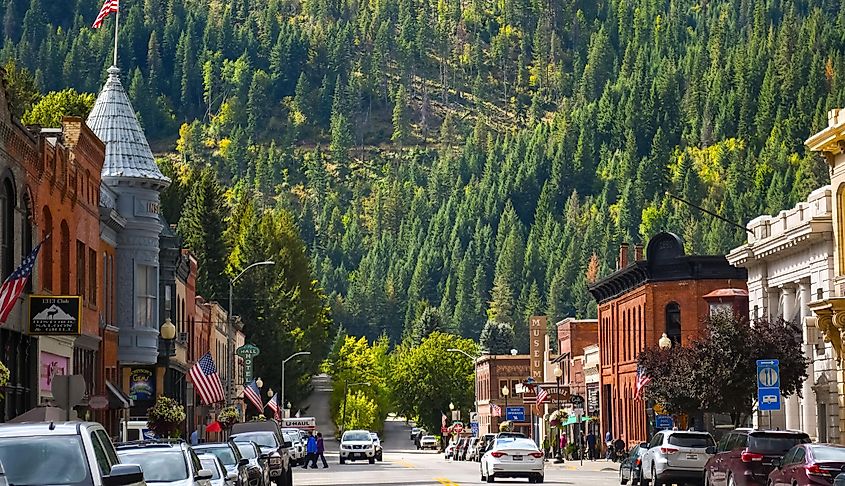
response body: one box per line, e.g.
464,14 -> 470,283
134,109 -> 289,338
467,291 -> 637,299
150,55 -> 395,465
501,385 -> 510,431
449,402 -> 455,410
280,351 -> 311,419
447,348 -> 479,419
256,377 -> 264,388
659,333 -> 672,350
510,349 -> 518,356
341,381 -> 371,434
160,317 -> 176,396
553,366 -> 563,463
267,387 -> 274,398
227,260 -> 275,404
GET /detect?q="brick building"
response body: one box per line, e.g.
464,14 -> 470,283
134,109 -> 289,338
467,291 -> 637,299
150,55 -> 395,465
588,232 -> 747,444
475,355 -> 530,435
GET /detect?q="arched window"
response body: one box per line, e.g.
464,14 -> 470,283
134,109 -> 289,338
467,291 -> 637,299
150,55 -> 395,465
60,220 -> 70,294
41,207 -> 53,290
0,176 -> 15,280
666,302 -> 681,345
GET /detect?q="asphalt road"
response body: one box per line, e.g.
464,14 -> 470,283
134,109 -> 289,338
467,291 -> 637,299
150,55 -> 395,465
293,419 -> 621,486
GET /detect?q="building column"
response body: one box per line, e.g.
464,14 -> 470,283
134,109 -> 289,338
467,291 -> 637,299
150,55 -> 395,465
782,286 -> 801,431
799,281 -> 818,440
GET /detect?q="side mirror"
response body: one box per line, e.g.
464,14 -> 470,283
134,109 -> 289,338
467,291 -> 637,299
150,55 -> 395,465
238,458 -> 249,467
196,469 -> 213,480
283,441 -> 293,448
104,464 -> 144,486
705,446 -> 716,455
259,453 -> 270,460
225,472 -> 238,481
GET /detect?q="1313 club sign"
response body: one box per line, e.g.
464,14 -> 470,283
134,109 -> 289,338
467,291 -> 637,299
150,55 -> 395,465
29,296 -> 82,335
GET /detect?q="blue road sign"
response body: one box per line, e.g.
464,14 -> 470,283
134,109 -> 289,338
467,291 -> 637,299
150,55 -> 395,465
757,359 -> 781,411
506,406 -> 525,422
655,415 -> 674,430
471,422 -> 479,436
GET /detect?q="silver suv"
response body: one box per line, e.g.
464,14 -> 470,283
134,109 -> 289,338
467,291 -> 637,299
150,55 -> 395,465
641,430 -> 715,486
115,440 -> 213,486
0,421 -> 146,486
339,430 -> 376,464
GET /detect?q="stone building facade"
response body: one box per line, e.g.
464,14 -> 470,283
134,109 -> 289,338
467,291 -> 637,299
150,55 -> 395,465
589,232 -> 747,444
727,186 -> 838,442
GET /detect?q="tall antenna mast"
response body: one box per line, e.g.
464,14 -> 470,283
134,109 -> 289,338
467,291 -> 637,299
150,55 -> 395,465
113,1 -> 119,66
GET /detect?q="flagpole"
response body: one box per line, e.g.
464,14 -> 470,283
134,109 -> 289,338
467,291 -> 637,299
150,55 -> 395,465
113,2 -> 119,67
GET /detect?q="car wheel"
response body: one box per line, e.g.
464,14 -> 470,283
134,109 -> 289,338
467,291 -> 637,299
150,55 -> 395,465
285,468 -> 292,486
486,472 -> 495,483
620,467 -> 628,485
480,466 -> 487,482
369,457 -> 375,464
651,467 -> 661,486
536,477 -> 544,484
339,457 -> 345,465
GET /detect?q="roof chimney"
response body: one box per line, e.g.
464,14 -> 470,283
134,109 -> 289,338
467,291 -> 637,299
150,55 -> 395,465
618,243 -> 629,270
634,244 -> 644,262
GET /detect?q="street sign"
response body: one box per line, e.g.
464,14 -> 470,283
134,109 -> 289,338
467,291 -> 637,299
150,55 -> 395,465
453,423 -> 464,434
236,344 -> 261,383
471,422 -> 479,436
570,395 -> 585,407
506,406 -> 526,422
655,415 -> 674,430
757,359 -> 781,411
89,395 -> 109,410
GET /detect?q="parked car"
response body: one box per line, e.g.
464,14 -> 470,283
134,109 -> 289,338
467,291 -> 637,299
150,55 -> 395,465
480,437 -> 545,483
410,428 -> 422,441
234,441 -> 270,486
193,442 -> 250,486
641,430 -> 715,486
0,421 -> 146,486
370,433 -> 384,462
419,435 -> 438,450
475,434 -> 497,462
704,428 -> 811,486
115,440 -> 213,486
229,422 -> 293,486
619,442 -> 649,485
280,429 -> 305,466
339,429 -> 376,465
455,438 -> 468,461
465,438 -> 480,461
445,438 -> 458,459
198,454 -> 235,486
768,443 -> 845,486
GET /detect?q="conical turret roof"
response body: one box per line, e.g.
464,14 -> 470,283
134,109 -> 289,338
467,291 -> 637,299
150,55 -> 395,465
87,66 -> 170,188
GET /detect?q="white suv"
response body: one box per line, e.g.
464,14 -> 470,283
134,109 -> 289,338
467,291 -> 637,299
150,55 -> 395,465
339,430 -> 376,465
641,430 -> 715,486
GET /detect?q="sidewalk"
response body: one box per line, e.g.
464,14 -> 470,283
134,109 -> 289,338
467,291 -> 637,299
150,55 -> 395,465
545,458 -> 619,473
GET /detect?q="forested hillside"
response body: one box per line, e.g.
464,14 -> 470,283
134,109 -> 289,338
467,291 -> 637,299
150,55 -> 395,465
5,0 -> 843,348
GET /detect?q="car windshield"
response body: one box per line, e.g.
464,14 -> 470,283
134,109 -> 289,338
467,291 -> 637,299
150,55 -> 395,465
195,445 -> 237,465
343,432 -> 370,442
236,444 -> 257,459
812,446 -> 845,462
0,435 -> 90,486
421,436 -> 434,441
199,458 -> 221,480
118,451 -> 188,482
668,433 -> 715,448
748,434 -> 810,453
498,439 -> 538,450
233,433 -> 278,448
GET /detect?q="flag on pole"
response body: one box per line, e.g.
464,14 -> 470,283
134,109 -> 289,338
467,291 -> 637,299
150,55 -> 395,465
92,0 -> 119,28
0,241 -> 42,324
266,395 -> 280,420
490,403 -> 502,417
634,367 -> 652,400
535,387 -> 549,414
243,379 -> 263,411
189,352 -> 226,405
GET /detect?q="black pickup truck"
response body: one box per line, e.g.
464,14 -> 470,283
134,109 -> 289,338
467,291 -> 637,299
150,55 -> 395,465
230,421 -> 294,486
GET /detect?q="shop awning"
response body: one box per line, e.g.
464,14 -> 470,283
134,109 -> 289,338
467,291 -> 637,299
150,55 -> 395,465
562,415 -> 592,426
106,380 -> 133,409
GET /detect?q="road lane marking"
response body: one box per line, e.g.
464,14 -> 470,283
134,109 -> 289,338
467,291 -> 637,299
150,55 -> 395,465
393,458 -> 417,468
434,478 -> 460,486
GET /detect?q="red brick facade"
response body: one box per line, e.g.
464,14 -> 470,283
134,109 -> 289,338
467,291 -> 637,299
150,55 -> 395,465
589,233 -> 747,445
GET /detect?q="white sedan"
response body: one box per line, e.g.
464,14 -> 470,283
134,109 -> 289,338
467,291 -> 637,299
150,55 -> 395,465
480,437 -> 545,483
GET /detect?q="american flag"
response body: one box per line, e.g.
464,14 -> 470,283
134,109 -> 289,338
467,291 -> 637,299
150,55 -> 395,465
189,352 -> 226,405
634,367 -> 652,400
490,403 -> 502,417
243,379 -> 263,411
266,395 -> 280,420
0,242 -> 42,324
92,0 -> 118,28
535,387 -> 549,414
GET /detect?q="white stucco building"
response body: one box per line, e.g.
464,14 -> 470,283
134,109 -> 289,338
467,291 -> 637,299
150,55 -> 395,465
727,186 -> 838,441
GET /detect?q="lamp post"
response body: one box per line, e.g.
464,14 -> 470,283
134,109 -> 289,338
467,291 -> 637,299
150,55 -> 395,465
341,381 -> 370,434
501,385 -> 510,430
659,333 -> 672,350
280,351 -> 311,419
553,366 -> 563,463
227,260 -> 275,404
446,348 -> 479,420
160,317 -> 177,397
256,377 -> 264,388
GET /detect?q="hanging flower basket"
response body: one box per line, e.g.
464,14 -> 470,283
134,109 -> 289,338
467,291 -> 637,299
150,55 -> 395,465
0,360 -> 9,388
499,420 -> 512,432
549,409 -> 568,427
218,406 -> 239,430
147,396 -> 186,438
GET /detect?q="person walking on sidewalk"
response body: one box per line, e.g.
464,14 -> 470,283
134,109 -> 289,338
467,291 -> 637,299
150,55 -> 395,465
315,432 -> 328,468
586,431 -> 597,460
605,430 -> 612,460
303,432 -> 318,469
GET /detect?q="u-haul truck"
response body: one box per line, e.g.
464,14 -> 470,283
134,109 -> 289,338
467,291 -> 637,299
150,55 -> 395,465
281,416 -> 316,431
